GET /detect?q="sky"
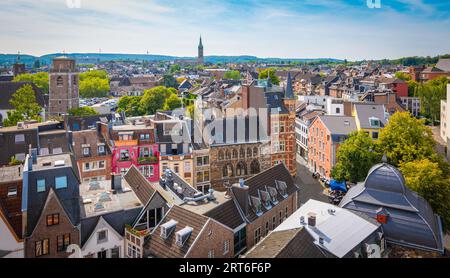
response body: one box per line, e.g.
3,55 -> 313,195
1,0 -> 449,60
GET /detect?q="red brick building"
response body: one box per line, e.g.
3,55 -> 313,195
308,115 -> 357,179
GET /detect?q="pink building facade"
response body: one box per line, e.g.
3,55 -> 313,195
110,128 -> 160,182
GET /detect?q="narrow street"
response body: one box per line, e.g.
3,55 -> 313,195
295,161 -> 329,205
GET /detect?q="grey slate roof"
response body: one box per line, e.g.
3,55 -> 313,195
353,103 -> 387,129
318,115 -> 357,136
436,58 -> 450,72
284,72 -> 295,100
340,163 -> 445,253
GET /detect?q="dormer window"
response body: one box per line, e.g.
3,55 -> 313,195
175,226 -> 193,247
160,219 -> 178,239
259,190 -> 272,210
275,180 -> 288,198
267,186 -> 279,205
369,117 -> 380,128
83,147 -> 90,156
250,196 -> 263,217
98,145 -> 105,154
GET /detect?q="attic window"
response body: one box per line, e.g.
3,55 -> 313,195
259,190 -> 272,210
275,180 -> 288,198
267,186 -> 279,205
250,196 -> 263,217
175,226 -> 193,247
160,219 -> 178,239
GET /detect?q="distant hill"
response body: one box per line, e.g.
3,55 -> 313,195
0,53 -> 343,67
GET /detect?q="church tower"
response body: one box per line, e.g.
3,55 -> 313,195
197,36 -> 204,65
48,57 -> 79,116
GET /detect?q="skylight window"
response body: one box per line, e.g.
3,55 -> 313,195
369,117 -> 380,128
98,192 -> 112,202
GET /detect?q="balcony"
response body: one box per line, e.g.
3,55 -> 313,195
137,156 -> 158,165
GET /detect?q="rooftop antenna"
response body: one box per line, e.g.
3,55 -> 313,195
17,51 -> 21,62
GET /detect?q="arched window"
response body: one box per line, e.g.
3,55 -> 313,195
247,148 -> 252,158
250,160 -> 260,175
239,148 -> 245,158
222,164 -> 234,178
226,150 -> 231,160
232,149 -> 238,159
218,150 -> 224,160
253,147 -> 258,157
236,162 -> 248,176
56,76 -> 63,87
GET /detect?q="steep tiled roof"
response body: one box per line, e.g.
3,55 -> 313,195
244,228 -> 326,258
123,165 -> 155,204
144,205 -> 209,258
205,199 -> 244,230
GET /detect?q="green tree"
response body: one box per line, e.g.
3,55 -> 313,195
407,80 -> 419,97
331,131 -> 381,182
378,112 -> 435,167
400,159 -> 450,232
394,71 -> 411,81
79,77 -> 110,98
3,84 -> 42,126
140,86 -> 176,115
223,70 -> 242,80
169,64 -> 181,74
117,96 -> 143,117
416,76 -> 448,123
33,60 -> 41,69
258,68 -> 280,85
68,107 -> 99,116
163,94 -> 182,110
13,72 -> 49,94
79,70 -> 109,80
162,74 -> 179,89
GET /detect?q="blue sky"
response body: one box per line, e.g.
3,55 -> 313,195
1,0 -> 449,60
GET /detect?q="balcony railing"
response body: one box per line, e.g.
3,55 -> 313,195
137,156 -> 158,164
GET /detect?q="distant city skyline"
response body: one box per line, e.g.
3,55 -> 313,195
1,0 -> 449,60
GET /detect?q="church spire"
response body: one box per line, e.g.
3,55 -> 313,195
199,35 -> 203,48
285,72 -> 294,99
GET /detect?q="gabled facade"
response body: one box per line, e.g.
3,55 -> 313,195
22,153 -> 81,258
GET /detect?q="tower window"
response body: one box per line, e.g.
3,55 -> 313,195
56,76 -> 63,87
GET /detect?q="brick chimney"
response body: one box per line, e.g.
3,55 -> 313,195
231,179 -> 249,216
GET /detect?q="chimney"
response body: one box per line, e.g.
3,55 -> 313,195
307,212 -> 317,227
232,182 -> 249,216
111,173 -> 122,191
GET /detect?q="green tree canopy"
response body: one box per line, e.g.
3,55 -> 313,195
79,77 -> 110,98
223,70 -> 242,80
394,71 -> 411,81
378,112 -> 435,167
13,72 -> 49,94
169,64 -> 181,74
331,131 -> 381,182
415,76 -> 448,123
163,94 -> 182,111
79,70 -> 109,80
162,74 -> 179,89
400,159 -> 450,232
140,86 -> 176,115
3,84 -> 42,126
117,96 -> 143,117
258,68 -> 280,85
68,107 -> 99,116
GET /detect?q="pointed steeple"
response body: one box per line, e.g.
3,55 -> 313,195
199,35 -> 203,48
285,72 -> 294,99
